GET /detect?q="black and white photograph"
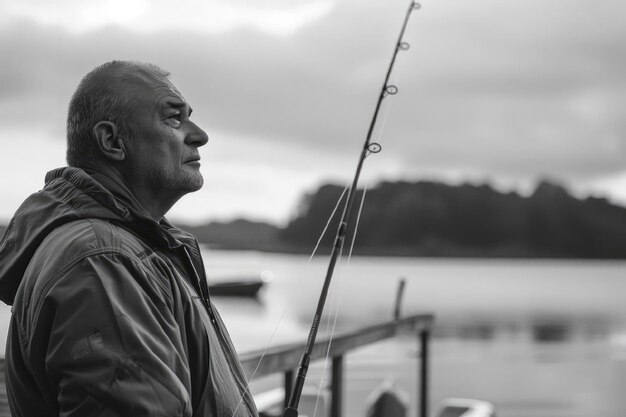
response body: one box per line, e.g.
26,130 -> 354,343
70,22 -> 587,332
0,0 -> 625,416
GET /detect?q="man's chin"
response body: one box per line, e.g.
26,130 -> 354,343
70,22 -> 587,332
184,174 -> 204,192
188,181 -> 203,192
162,172 -> 204,196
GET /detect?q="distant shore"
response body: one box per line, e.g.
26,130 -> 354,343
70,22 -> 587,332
3,178 -> 626,260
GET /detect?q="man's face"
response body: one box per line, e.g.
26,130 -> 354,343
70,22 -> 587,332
123,74 -> 209,204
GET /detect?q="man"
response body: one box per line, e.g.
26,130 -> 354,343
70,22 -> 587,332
0,61 -> 259,416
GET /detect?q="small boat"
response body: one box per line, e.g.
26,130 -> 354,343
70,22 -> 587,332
208,279 -> 264,297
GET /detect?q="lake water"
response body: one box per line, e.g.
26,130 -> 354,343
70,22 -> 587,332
1,249 -> 624,416
202,250 -> 626,417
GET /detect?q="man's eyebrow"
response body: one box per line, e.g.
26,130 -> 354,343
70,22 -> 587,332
165,99 -> 185,109
164,99 -> 192,115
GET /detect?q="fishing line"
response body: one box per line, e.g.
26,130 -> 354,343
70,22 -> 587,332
231,302 -> 308,417
230,184 -> 351,417
308,185 -> 349,263
311,179 -> 368,416
311,245 -> 347,417
310,182 -> 371,415
347,186 -> 368,264
231,136 -> 378,417
229,3 -> 422,416
308,13 -> 416,403
307,164 -> 368,415
310,184 -> 369,417
229,186 -> 350,417
282,3 -> 421,415
308,38 -> 391,410
306,189 -> 358,414
229,327 -> 283,417
372,90 -> 393,147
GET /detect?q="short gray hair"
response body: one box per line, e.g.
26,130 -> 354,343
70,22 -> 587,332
66,60 -> 170,168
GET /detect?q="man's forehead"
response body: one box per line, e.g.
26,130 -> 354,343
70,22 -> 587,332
146,75 -> 190,108
126,73 -> 189,109
154,82 -> 187,105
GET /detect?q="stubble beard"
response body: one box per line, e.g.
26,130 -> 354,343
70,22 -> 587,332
149,165 -> 204,200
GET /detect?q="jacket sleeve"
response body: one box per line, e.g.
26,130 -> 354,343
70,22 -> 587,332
36,251 -> 194,417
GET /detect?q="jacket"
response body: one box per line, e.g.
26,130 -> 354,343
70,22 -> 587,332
0,167 -> 258,417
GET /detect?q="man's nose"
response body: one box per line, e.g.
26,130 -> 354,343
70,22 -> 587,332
186,122 -> 209,147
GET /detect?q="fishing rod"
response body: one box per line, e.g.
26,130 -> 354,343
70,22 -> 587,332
282,2 -> 421,416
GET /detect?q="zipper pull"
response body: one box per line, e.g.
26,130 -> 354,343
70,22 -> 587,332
182,246 -> 210,304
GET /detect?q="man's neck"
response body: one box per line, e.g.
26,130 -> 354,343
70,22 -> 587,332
84,167 -> 173,222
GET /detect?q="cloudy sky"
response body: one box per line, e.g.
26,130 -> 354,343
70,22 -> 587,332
0,0 -> 624,226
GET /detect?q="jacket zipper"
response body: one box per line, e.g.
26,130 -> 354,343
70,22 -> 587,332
181,246 -> 218,327
182,247 -> 253,416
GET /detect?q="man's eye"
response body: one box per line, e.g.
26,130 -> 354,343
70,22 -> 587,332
168,114 -> 181,127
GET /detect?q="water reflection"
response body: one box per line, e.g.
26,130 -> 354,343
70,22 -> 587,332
428,312 -> 611,347
457,322 -> 496,341
532,318 -> 570,343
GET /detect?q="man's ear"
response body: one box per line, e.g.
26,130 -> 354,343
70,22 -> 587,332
93,121 -> 126,161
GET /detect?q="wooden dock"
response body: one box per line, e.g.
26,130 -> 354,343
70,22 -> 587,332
241,313 -> 434,417
0,314 -> 434,417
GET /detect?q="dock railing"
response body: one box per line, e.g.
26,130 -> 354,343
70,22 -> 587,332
240,313 -> 435,417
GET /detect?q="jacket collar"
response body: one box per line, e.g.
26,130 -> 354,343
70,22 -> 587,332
0,166 -> 197,306
45,167 -> 185,249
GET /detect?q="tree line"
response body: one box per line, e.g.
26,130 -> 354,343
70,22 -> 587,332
279,180 -> 626,258
3,180 -> 625,258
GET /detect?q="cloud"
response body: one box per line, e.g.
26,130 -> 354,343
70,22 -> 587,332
0,0 -> 333,36
0,0 -> 625,222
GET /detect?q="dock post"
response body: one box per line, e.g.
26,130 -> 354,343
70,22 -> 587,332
418,330 -> 430,417
394,278 -> 406,320
331,355 -> 344,417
